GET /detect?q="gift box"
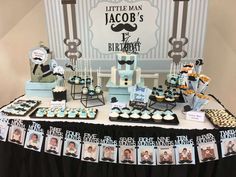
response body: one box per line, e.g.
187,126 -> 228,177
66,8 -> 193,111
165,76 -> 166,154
25,80 -> 57,98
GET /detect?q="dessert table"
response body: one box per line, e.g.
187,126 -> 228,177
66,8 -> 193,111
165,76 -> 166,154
0,93 -> 235,177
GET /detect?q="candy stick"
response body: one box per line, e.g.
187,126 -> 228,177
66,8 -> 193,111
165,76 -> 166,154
170,62 -> 173,75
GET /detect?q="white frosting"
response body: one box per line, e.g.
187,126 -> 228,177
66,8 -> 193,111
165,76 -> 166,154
163,114 -> 174,120
165,98 -> 175,102
141,114 -> 151,120
53,86 -> 66,92
109,112 -> 119,118
152,114 -> 163,120
130,113 -> 140,119
120,113 -> 129,119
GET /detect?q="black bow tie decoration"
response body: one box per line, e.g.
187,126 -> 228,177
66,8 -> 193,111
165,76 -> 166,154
46,149 -> 58,154
140,160 -> 154,165
83,157 -> 96,161
201,157 -> 216,162
118,60 -> 135,65
27,145 -> 39,150
10,139 -> 21,144
178,160 -> 192,164
65,152 -> 78,157
121,159 -> 134,164
101,158 -> 115,162
159,160 -> 173,165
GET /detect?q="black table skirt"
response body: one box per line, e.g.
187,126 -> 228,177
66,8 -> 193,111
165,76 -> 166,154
0,120 -> 235,177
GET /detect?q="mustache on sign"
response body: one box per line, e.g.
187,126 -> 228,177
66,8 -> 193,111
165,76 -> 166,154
33,57 -> 43,61
111,23 -> 138,32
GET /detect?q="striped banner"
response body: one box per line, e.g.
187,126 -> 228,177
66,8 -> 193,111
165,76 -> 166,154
43,0 -> 209,70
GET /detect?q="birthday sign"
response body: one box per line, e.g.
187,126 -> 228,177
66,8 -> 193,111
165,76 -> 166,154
90,1 -> 158,54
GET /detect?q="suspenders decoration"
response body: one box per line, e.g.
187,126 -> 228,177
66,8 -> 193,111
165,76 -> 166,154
168,0 -> 189,64
61,0 -> 82,66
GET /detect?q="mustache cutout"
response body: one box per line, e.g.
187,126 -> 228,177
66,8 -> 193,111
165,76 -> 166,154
140,160 -> 154,165
83,157 -> 96,161
224,151 -> 236,156
46,149 -> 58,154
165,96 -> 174,99
65,152 -> 78,157
26,100 -> 36,104
159,161 -> 173,165
201,157 -> 215,162
183,64 -> 193,68
10,139 -> 22,144
27,145 -> 39,150
180,71 -> 188,74
20,104 -> 31,108
196,59 -> 204,66
178,160 -> 192,164
111,23 -> 138,32
118,60 -> 135,65
65,63 -> 75,71
15,108 -> 26,111
53,73 -> 64,78
0,136 -> 4,141
121,159 -> 134,164
33,57 -> 43,61
101,157 -> 115,162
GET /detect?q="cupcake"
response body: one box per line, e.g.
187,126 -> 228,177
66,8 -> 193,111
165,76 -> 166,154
79,108 -> 87,118
141,109 -> 151,120
68,109 -> 78,118
47,108 -> 56,118
155,85 -> 165,102
120,107 -> 130,119
165,90 -> 175,102
173,89 -> 180,101
56,108 -> 67,118
130,109 -> 141,119
163,110 -> 175,120
109,107 -> 121,120
87,108 -> 96,119
152,110 -> 163,122
36,108 -> 47,117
